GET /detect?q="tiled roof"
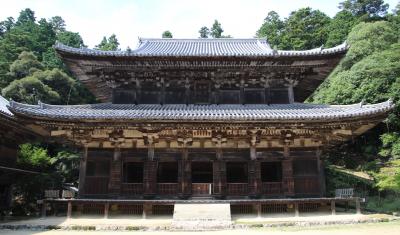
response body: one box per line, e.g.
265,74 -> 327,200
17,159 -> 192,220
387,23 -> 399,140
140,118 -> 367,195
0,95 -> 13,116
54,39 -> 348,57
8,100 -> 393,122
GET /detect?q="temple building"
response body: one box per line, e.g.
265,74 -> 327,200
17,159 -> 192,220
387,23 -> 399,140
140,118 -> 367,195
6,38 -> 394,217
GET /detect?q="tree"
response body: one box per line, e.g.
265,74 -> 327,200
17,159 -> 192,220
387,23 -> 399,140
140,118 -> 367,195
199,26 -> 210,38
8,51 -> 43,79
325,11 -> 357,47
280,7 -> 331,50
0,17 -> 15,36
49,16 -> 66,33
15,8 -> 35,26
162,30 -> 173,38
256,11 -> 285,47
95,34 -> 119,51
210,20 -> 223,38
339,0 -> 389,19
375,160 -> 400,192
2,75 -> 60,104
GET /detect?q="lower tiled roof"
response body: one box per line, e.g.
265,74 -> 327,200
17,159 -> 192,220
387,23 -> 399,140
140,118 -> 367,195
8,100 -> 394,122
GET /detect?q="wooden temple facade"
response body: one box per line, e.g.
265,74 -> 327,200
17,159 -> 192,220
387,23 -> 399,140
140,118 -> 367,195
7,39 -> 394,209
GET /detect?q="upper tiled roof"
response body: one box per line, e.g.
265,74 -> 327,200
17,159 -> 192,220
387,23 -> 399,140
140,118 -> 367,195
8,100 -> 393,122
0,95 -> 13,116
54,38 -> 348,57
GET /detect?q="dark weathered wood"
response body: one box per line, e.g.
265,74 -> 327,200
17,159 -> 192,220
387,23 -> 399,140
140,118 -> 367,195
67,201 -> 72,218
78,146 -> 88,197
294,203 -> 299,217
355,198 -> 361,214
108,147 -> 122,196
331,200 -> 336,215
143,161 -> 157,198
282,156 -> 295,196
248,159 -> 261,198
213,150 -> 226,198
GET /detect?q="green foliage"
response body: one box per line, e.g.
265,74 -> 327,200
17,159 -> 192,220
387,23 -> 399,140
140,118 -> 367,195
339,0 -> 389,19
325,11 -> 357,47
2,75 -> 60,104
379,133 -> 400,159
257,8 -> 331,50
95,34 -> 119,51
210,20 -> 224,38
281,8 -> 331,50
374,160 -> 400,192
365,195 -> 400,213
8,51 -> 43,79
198,26 -> 209,38
325,166 -> 373,196
18,143 -> 51,168
162,30 -> 173,38
198,20 -> 229,38
256,11 -> 284,47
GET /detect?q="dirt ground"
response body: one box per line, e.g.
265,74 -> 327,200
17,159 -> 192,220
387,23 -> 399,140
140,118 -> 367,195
1,221 -> 400,235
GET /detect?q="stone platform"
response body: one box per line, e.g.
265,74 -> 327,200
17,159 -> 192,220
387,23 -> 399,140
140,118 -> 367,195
172,203 -> 232,230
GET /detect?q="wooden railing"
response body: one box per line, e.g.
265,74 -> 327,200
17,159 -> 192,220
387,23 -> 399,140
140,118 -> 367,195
192,183 -> 212,195
121,183 -> 143,195
262,182 -> 282,195
227,183 -> 248,195
157,183 -> 178,195
84,177 -> 109,195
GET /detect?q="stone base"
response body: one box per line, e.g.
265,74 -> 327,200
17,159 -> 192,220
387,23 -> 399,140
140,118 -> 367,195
172,203 -> 232,230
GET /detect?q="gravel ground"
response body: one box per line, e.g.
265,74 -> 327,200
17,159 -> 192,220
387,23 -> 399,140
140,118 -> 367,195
1,221 -> 400,235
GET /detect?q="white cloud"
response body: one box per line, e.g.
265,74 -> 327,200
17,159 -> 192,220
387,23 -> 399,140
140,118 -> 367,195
1,0 -> 399,49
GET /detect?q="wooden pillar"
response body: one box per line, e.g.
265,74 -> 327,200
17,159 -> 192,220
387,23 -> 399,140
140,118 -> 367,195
287,84 -> 294,104
104,202 -> 109,219
254,203 -> 262,218
213,149 -> 226,199
317,149 -> 326,197
108,147 -> 122,196
142,203 -> 152,219
41,201 -> 47,218
78,146 -> 88,198
144,145 -> 157,199
355,198 -> 361,214
67,201 -> 72,219
179,149 -> 191,199
294,203 -> 299,217
282,146 -> 295,197
331,200 -> 336,215
248,146 -> 261,198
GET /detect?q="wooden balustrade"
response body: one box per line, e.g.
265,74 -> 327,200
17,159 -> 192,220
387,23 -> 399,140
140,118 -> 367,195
262,182 -> 282,195
157,183 -> 178,195
121,183 -> 143,195
84,177 -> 109,195
192,183 -> 212,195
227,183 -> 248,195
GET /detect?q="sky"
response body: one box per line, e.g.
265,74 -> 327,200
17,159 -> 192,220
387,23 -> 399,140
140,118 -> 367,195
1,0 -> 399,49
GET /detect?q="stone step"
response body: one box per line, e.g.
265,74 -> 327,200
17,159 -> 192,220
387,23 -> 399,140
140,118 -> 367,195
172,203 -> 232,230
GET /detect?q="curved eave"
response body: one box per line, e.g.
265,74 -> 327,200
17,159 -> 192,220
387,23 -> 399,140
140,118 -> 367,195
54,41 -> 348,59
8,100 -> 394,124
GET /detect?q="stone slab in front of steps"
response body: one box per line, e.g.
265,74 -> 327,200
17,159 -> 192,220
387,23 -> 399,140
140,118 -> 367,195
172,203 -> 232,230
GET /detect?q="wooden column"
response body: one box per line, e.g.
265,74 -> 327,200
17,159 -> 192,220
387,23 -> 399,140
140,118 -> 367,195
331,200 -> 336,215
287,85 -> 294,104
294,203 -> 299,217
282,146 -> 295,197
67,201 -> 72,219
142,203 -> 152,219
179,148 -> 191,199
213,149 -> 226,199
248,146 -> 261,198
317,149 -> 326,197
355,198 -> 361,214
78,146 -> 88,198
108,147 -> 122,196
104,202 -> 110,219
143,145 -> 157,199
